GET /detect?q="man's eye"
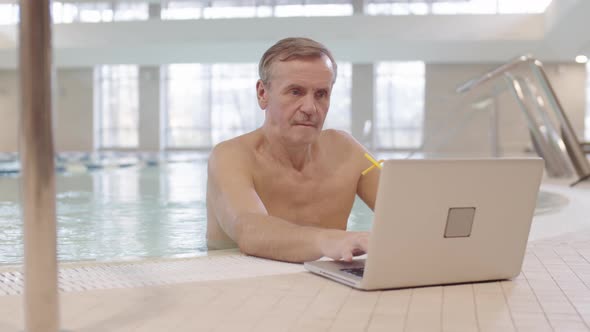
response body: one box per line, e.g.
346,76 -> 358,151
291,89 -> 301,96
316,91 -> 327,98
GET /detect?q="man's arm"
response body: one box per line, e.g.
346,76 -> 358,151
356,156 -> 380,210
333,130 -> 380,211
207,143 -> 367,263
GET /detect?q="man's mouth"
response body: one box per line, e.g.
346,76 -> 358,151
294,122 -> 316,127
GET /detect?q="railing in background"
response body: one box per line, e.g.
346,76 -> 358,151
457,55 -> 590,187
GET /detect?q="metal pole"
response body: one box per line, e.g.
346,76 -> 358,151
529,62 -> 590,181
457,55 -> 590,184
488,98 -> 499,157
504,74 -> 571,177
18,1 -> 60,332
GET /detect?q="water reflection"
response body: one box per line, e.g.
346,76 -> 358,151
0,161 -> 212,264
0,157 -> 570,264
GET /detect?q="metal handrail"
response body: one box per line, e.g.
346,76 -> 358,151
503,74 -> 572,177
456,55 -> 590,186
456,55 -> 535,93
528,63 -> 590,184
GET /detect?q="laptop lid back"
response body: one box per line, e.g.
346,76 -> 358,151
361,158 -> 544,290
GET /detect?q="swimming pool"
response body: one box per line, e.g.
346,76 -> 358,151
0,156 -> 373,265
0,154 -> 566,265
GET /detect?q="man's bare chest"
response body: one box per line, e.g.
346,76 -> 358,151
252,169 -> 358,226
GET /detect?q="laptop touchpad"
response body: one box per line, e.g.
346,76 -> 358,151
444,207 -> 475,238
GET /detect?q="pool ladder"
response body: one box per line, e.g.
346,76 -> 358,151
457,55 -> 590,187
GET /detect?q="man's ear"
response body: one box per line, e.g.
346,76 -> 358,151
256,79 -> 268,110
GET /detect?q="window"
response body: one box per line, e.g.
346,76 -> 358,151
0,0 -> 556,25
52,2 -> 148,23
95,65 -> 139,149
163,62 -> 349,149
76,3 -> 111,23
0,4 -> 18,25
162,63 -> 261,149
162,0 -> 352,19
162,64 -> 212,149
274,4 -> 353,17
324,63 -> 352,132
203,5 -> 258,19
162,0 -> 265,19
496,0 -> 553,14
210,64 -> 261,144
374,62 -> 425,149
112,3 -> 149,21
430,0 -> 496,14
51,2 -> 79,24
161,1 -> 203,20
368,0 -> 552,15
367,2 -> 429,16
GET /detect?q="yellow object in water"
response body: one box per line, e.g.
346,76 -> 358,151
361,153 -> 384,175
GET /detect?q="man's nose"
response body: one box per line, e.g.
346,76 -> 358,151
300,94 -> 317,114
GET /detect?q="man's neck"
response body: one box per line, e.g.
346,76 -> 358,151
259,129 -> 317,172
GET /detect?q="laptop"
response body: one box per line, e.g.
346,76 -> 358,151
304,158 -> 544,290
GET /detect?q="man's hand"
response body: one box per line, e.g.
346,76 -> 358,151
316,230 -> 369,262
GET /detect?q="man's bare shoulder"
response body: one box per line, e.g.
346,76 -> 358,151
322,128 -> 354,139
320,129 -> 365,152
319,129 -> 371,175
208,131 -> 261,171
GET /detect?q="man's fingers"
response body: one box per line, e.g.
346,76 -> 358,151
341,249 -> 353,262
361,239 -> 369,253
355,233 -> 369,253
352,248 -> 366,257
324,231 -> 370,262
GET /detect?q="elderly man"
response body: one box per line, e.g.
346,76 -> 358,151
206,37 -> 379,263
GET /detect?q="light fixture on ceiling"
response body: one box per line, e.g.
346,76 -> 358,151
575,55 -> 588,64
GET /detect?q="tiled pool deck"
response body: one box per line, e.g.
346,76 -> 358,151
1,178 -> 589,331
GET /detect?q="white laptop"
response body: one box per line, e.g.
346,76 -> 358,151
304,158 -> 544,290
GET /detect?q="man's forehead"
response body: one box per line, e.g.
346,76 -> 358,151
273,55 -> 333,71
269,57 -> 334,86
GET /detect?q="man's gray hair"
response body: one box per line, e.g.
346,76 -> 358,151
258,37 -> 338,85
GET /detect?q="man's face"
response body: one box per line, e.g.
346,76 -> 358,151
257,55 -> 334,146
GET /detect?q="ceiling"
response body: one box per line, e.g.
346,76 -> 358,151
0,0 -> 587,68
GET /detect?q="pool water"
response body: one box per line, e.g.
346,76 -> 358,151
0,156 -> 565,265
0,159 -> 373,264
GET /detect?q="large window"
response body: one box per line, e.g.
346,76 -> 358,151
51,2 -> 149,24
161,1 -> 203,20
374,62 -> 425,150
324,63 -> 352,132
495,0 -> 553,14
367,0 -> 553,15
0,0 -> 555,25
0,4 -> 18,25
162,0 -> 266,19
95,65 -> 140,149
161,0 -> 352,19
162,64 -> 212,149
210,64 -> 261,144
273,3 -> 353,17
163,62 -> 350,149
162,63 -> 261,149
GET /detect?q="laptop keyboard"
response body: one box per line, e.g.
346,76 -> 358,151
341,267 -> 364,277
